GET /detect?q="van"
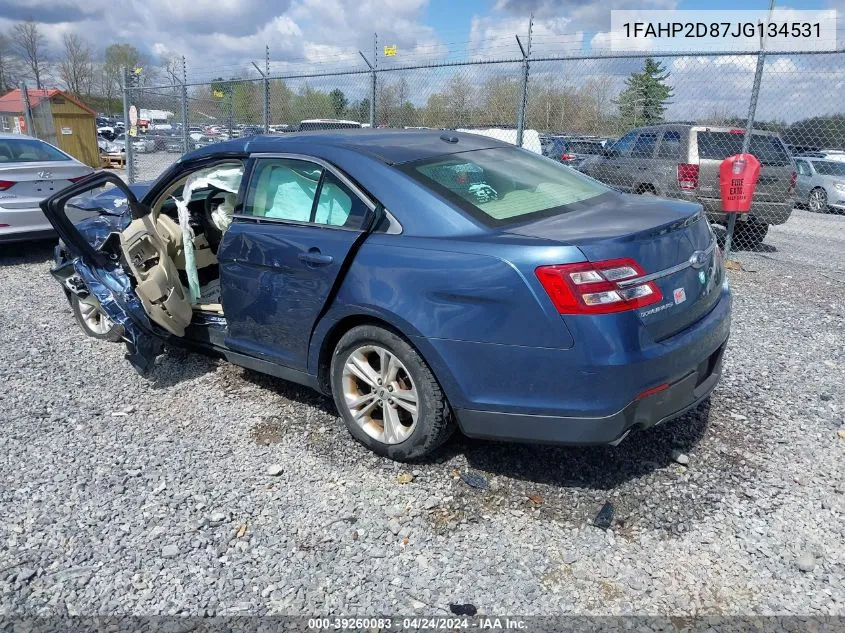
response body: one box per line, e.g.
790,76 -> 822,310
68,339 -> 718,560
579,124 -> 796,247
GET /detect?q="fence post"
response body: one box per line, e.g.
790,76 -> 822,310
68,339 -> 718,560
371,33 -> 377,127
515,14 -> 533,148
724,0 -> 775,259
122,67 -> 135,184
20,82 -> 34,138
359,46 -> 376,127
181,57 -> 189,153
264,45 -> 270,133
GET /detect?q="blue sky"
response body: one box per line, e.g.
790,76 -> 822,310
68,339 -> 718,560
0,0 -> 839,79
423,0 -> 833,37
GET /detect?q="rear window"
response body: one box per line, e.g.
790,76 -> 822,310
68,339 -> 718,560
404,147 -> 609,226
696,132 -> 791,166
0,138 -> 70,162
298,121 -> 361,131
813,161 -> 845,176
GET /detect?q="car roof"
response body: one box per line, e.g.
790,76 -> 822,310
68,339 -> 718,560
183,129 -> 513,165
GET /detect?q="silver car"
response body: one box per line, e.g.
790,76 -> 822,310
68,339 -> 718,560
580,124 -> 796,248
108,133 -> 155,154
0,134 -> 94,243
794,157 -> 845,213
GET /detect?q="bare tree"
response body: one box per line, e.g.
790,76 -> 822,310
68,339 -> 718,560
59,33 -> 93,97
11,19 -> 48,89
0,32 -> 21,93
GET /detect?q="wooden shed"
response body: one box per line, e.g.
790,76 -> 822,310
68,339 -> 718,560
0,88 -> 99,167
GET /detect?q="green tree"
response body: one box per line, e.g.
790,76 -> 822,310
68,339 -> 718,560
102,43 -> 145,112
357,98 -> 371,123
329,88 -> 347,117
617,57 -> 673,127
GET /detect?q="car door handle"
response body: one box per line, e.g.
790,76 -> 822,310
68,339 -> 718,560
299,249 -> 333,266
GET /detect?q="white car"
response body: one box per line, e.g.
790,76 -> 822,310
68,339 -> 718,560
0,134 -> 94,243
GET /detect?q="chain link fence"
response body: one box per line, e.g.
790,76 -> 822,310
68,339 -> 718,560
122,48 -> 845,257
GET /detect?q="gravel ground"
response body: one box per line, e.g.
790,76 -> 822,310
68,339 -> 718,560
0,209 -> 843,617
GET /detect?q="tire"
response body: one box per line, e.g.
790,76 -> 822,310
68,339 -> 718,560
636,186 -> 656,196
330,325 -> 454,461
71,295 -> 124,342
808,187 -> 828,213
732,219 -> 769,250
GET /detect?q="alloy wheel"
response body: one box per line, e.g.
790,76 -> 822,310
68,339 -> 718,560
341,345 -> 419,444
809,189 -> 827,212
78,300 -> 114,335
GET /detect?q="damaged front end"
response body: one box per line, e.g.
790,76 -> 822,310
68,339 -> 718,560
45,173 -> 164,373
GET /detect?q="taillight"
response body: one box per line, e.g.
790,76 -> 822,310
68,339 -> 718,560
0,180 -> 14,191
789,170 -> 797,192
677,163 -> 699,191
561,152 -> 576,161
68,175 -> 89,183
535,258 -> 662,315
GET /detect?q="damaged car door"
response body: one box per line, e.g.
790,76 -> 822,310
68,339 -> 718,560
41,172 -> 171,371
218,155 -> 375,369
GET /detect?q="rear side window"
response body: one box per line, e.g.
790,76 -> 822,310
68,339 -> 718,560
314,172 -> 369,227
404,147 -> 609,226
656,131 -> 682,159
631,133 -> 657,158
696,132 -> 791,166
0,138 -> 70,162
795,159 -> 811,176
245,158 -> 367,229
610,131 -> 638,155
813,161 -> 845,176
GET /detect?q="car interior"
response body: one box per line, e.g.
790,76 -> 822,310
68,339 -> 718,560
119,161 -> 244,336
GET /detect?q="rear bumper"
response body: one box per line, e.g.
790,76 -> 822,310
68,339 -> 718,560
456,342 -> 725,445
428,285 -> 731,446
0,204 -> 54,242
0,227 -> 57,243
689,195 -> 794,225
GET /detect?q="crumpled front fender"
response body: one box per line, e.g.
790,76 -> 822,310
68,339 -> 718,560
71,257 -> 164,374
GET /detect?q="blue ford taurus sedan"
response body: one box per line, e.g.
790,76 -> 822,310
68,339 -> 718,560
44,130 -> 730,460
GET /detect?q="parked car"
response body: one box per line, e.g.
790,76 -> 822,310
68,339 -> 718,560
240,125 -> 263,138
579,124 -> 796,248
162,132 -> 196,153
794,150 -> 845,164
193,135 -> 218,149
793,157 -> 845,213
44,130 -> 730,460
297,119 -> 362,131
0,134 -> 94,243
108,133 -> 154,155
542,137 -> 607,168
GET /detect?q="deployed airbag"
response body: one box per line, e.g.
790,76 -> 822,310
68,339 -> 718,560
172,164 -> 243,303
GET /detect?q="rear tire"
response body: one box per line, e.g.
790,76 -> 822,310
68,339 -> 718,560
330,325 -> 454,461
732,219 -> 769,250
808,187 -> 828,213
71,295 -> 124,342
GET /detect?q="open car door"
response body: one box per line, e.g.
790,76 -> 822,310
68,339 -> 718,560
41,171 -> 192,372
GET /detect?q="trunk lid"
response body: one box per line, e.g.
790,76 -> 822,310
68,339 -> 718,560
695,130 -> 793,203
0,161 -> 92,209
508,193 -> 723,341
